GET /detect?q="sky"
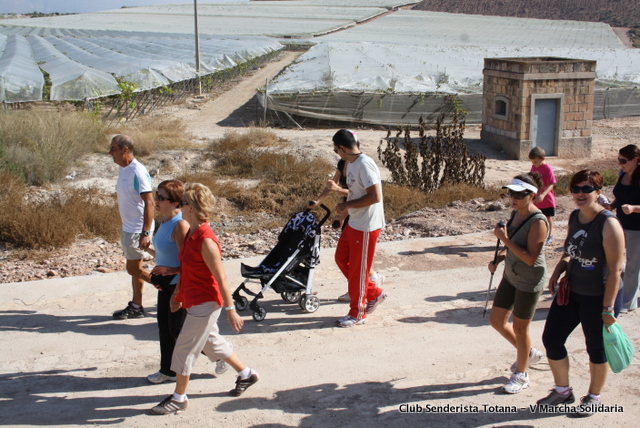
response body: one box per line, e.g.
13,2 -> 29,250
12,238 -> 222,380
1,1 -> 247,14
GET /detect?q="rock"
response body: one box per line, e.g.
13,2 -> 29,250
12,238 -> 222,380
486,202 -> 505,211
47,270 -> 57,277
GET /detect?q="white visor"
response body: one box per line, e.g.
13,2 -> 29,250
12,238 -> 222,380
502,178 -> 538,194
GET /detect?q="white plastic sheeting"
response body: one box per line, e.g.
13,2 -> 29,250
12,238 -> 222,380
322,10 -> 625,49
28,35 -> 121,101
0,34 -> 44,102
3,13 -> 354,38
268,42 -> 640,95
0,25 -> 283,101
102,2 -> 388,23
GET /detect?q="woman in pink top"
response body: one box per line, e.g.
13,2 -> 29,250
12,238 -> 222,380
150,183 -> 259,415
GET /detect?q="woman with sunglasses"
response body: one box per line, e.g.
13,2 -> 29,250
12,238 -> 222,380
488,172 -> 548,394
151,183 -> 258,415
144,180 -> 190,385
609,144 -> 640,312
537,170 -> 624,417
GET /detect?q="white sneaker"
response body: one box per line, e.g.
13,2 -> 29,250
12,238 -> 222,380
147,371 -> 176,384
215,360 -> 229,376
503,372 -> 530,394
510,347 -> 544,373
372,274 -> 385,288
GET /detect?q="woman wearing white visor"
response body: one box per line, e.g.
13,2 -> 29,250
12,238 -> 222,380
488,173 -> 548,394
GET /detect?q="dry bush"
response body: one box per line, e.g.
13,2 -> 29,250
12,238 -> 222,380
105,117 -> 194,156
208,128 -> 286,177
383,182 -> 501,220
382,183 -> 431,220
0,175 -> 120,249
0,111 -> 103,185
378,98 -> 485,193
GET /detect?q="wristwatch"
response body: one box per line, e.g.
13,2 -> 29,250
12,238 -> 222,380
141,230 -> 150,237
603,306 -> 614,312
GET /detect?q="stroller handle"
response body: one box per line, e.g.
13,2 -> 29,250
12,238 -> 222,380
317,204 -> 331,227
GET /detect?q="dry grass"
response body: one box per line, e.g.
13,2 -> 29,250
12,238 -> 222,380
105,117 -> 195,156
182,130 -> 335,223
383,182 -> 503,220
0,171 -> 120,249
208,128 -> 286,177
0,111 -> 103,185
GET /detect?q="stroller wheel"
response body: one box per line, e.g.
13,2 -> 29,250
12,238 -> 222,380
252,306 -> 267,322
300,295 -> 320,313
281,291 -> 302,304
235,296 -> 249,311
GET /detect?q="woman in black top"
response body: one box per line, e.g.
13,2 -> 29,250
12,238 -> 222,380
607,144 -> 640,312
537,170 -> 624,417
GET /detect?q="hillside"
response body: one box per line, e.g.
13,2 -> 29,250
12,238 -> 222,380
413,0 -> 640,31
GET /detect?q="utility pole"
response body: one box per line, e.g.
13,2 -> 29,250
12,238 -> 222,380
194,0 -> 201,95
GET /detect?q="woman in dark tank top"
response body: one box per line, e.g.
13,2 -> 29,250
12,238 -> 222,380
607,144 -> 640,312
538,170 -> 625,416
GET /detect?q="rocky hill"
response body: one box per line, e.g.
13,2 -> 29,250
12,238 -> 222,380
413,0 -> 640,28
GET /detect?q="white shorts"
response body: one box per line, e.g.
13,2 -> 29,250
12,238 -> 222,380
120,229 -> 146,260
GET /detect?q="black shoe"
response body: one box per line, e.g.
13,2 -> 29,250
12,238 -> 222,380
113,302 -> 145,320
536,388 -> 575,406
150,395 -> 187,415
229,372 -> 259,397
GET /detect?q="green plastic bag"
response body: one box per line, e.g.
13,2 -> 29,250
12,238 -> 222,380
603,323 -> 636,373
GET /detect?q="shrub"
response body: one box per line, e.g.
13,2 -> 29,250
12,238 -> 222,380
0,111 -> 103,185
0,173 -> 120,249
105,117 -> 194,156
378,97 -> 485,192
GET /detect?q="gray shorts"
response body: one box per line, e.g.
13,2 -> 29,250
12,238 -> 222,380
492,277 -> 543,320
120,229 -> 146,260
171,301 -> 234,376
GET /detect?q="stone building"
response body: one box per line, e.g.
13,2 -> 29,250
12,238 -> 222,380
481,57 -> 596,160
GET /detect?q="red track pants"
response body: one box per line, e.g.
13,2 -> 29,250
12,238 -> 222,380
335,224 -> 382,320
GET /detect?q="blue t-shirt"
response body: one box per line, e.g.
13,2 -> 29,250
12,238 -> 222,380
152,213 -> 182,285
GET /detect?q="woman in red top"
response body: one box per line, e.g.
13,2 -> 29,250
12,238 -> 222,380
150,183 -> 259,415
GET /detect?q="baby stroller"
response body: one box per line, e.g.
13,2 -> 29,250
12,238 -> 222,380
232,204 -> 331,321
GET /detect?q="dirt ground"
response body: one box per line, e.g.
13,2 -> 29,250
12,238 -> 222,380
1,52 -> 640,428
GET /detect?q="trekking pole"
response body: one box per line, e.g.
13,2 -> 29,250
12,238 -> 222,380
483,221 -> 506,318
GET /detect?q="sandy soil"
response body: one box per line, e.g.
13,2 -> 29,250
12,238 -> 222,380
1,52 -> 640,427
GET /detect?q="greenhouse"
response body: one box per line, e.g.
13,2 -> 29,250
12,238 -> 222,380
263,10 -> 640,125
1,1 -> 639,124
0,28 -> 282,101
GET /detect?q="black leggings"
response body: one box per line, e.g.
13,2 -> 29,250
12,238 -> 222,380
542,292 -> 606,364
155,279 -> 187,376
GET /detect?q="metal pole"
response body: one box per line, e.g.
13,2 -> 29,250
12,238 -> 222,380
263,78 -> 268,125
194,0 -> 201,95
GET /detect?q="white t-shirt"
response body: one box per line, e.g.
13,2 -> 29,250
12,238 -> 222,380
345,154 -> 385,232
116,159 -> 153,233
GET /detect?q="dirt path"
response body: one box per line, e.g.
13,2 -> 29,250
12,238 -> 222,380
162,51 -> 301,140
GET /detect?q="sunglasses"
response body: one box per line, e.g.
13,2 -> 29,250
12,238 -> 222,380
155,192 -> 170,202
571,185 -> 598,194
508,190 -> 532,200
179,200 -> 189,207
618,158 -> 632,165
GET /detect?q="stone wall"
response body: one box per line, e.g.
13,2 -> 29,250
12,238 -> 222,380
481,57 -> 596,159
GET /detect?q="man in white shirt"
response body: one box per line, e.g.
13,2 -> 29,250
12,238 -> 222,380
109,134 -> 154,319
333,129 -> 387,328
